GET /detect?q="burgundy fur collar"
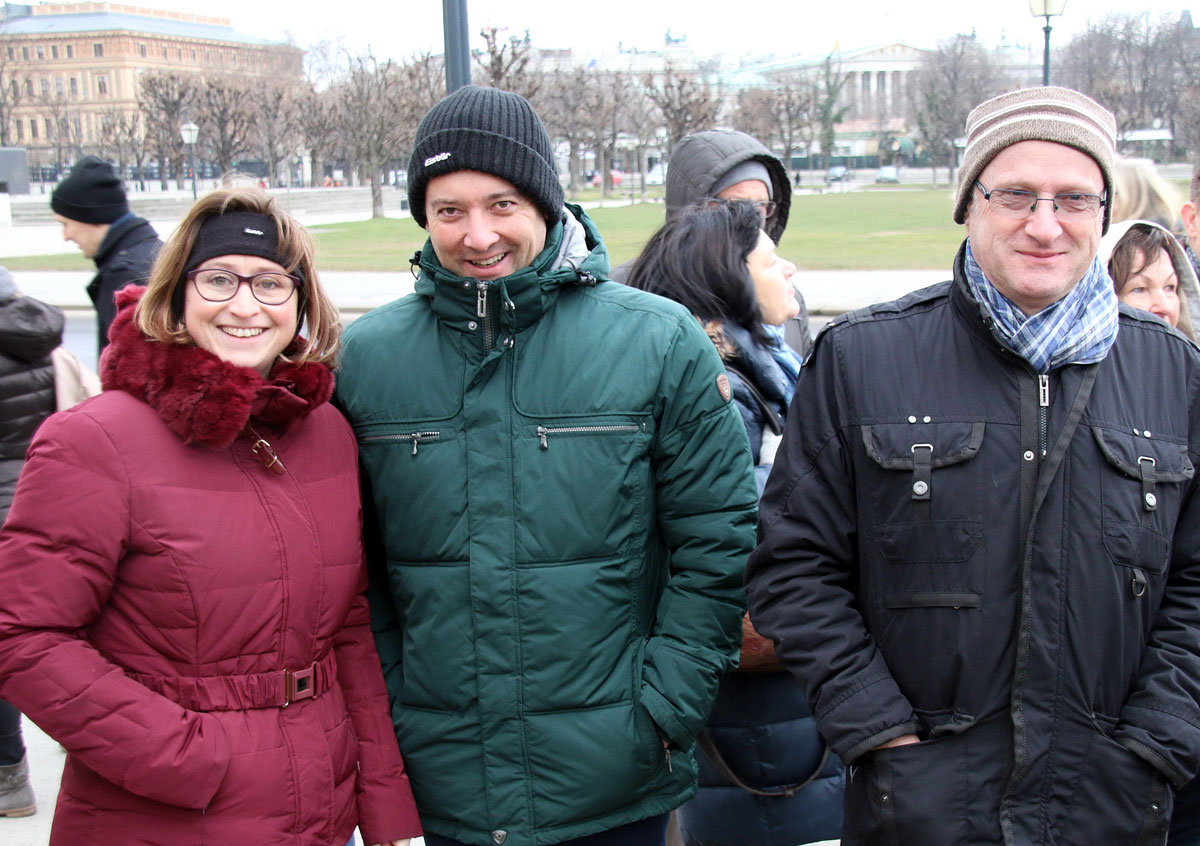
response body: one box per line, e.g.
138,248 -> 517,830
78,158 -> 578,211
99,286 -> 334,449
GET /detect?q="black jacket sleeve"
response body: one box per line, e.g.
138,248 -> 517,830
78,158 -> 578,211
745,324 -> 920,763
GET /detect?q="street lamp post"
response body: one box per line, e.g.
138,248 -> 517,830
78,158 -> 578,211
180,120 -> 199,200
1029,0 -> 1068,87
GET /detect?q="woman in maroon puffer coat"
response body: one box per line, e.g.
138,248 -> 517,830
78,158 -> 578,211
0,187 -> 420,846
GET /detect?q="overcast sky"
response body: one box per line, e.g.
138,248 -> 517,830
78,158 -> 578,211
154,1 -> 1197,62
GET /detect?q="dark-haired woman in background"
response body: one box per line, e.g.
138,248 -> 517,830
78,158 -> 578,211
629,200 -> 843,846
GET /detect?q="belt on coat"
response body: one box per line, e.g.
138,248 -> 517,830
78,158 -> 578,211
125,652 -> 337,711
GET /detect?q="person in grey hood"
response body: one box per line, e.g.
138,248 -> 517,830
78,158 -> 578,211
0,266 -> 64,819
615,130 -> 811,358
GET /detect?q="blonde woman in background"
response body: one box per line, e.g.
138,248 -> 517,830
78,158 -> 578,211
1111,156 -> 1184,230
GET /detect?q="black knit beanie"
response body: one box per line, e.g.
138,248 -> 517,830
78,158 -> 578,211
407,85 -> 563,228
51,155 -> 128,224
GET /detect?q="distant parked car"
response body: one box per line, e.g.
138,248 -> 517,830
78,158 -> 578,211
875,166 -> 899,183
592,170 -> 624,187
826,165 -> 848,183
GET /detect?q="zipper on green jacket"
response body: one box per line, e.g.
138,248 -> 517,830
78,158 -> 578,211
361,430 -> 442,455
537,423 -> 643,450
476,280 -> 494,353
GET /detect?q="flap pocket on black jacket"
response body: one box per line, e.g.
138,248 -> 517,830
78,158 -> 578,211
1092,426 -> 1193,482
863,422 -> 985,470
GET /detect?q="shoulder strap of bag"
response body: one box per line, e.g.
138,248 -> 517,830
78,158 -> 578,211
696,729 -> 830,798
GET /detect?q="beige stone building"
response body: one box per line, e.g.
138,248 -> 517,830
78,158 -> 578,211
0,1 -> 300,173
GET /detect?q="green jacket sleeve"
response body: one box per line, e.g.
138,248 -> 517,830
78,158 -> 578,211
640,317 -> 758,748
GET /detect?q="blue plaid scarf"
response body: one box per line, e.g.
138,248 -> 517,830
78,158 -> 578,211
764,324 -> 803,404
964,240 -> 1118,373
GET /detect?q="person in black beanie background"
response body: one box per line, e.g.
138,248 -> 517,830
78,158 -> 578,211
51,155 -> 161,354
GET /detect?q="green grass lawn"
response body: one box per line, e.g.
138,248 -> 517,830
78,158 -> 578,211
2,187 -> 971,272
0,252 -> 94,272
780,187 -> 964,270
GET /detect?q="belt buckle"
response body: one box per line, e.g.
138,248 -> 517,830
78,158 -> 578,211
284,665 -> 315,706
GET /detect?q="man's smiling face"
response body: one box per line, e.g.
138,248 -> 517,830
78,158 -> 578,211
424,170 -> 548,280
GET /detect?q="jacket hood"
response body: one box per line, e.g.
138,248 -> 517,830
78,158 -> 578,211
414,203 -> 610,333
99,286 -> 333,449
0,295 -> 64,363
1098,218 -> 1200,341
665,130 -> 791,243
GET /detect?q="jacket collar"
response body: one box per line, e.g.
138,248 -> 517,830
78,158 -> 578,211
707,320 -> 791,408
99,286 -> 333,449
414,203 -> 610,334
93,214 -> 156,267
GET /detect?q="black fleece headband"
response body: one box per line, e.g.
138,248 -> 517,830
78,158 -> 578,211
185,212 -> 291,274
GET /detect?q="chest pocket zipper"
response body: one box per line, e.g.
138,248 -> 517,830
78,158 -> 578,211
361,430 -> 442,455
537,423 -> 643,450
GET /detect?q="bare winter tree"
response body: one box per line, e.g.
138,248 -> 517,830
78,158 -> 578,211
622,78 -> 661,202
585,70 -> 628,197
197,75 -> 255,176
732,88 -> 776,149
815,54 -> 849,172
1058,12 -> 1196,160
139,71 -> 196,189
393,52 -> 444,171
473,26 -> 541,101
643,62 -> 722,155
100,106 -> 150,190
772,72 -> 818,181
338,50 -> 404,217
38,93 -> 84,172
249,78 -> 301,188
1058,15 -> 1156,140
296,85 -> 340,187
908,35 -> 1004,187
540,65 -> 592,200
1164,17 -> 1200,163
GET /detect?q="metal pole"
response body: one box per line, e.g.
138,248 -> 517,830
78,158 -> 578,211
443,0 -> 471,95
1042,21 -> 1052,86
188,144 -> 196,200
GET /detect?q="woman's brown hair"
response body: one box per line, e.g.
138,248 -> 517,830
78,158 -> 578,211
135,187 -> 340,365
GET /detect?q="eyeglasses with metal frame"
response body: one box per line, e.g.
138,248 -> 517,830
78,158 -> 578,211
974,181 -> 1106,221
187,269 -> 300,306
705,198 -> 777,221
754,201 -> 778,220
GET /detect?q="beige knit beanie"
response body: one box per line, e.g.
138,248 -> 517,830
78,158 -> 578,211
954,86 -> 1117,233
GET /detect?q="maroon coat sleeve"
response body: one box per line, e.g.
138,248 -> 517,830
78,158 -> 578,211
334,583 -> 422,843
0,409 -> 232,809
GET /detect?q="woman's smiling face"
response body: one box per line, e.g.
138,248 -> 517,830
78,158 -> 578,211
183,254 -> 299,377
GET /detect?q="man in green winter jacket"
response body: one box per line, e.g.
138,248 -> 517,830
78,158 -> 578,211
335,85 -> 758,846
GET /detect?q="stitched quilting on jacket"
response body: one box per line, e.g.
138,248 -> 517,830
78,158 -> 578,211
0,287 -> 421,846
747,242 -> 1200,846
336,205 -> 758,846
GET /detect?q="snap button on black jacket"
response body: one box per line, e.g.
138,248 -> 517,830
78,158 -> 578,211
747,243 -> 1200,846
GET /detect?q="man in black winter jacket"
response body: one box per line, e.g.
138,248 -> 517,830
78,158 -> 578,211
51,156 -> 160,354
748,86 -> 1200,845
